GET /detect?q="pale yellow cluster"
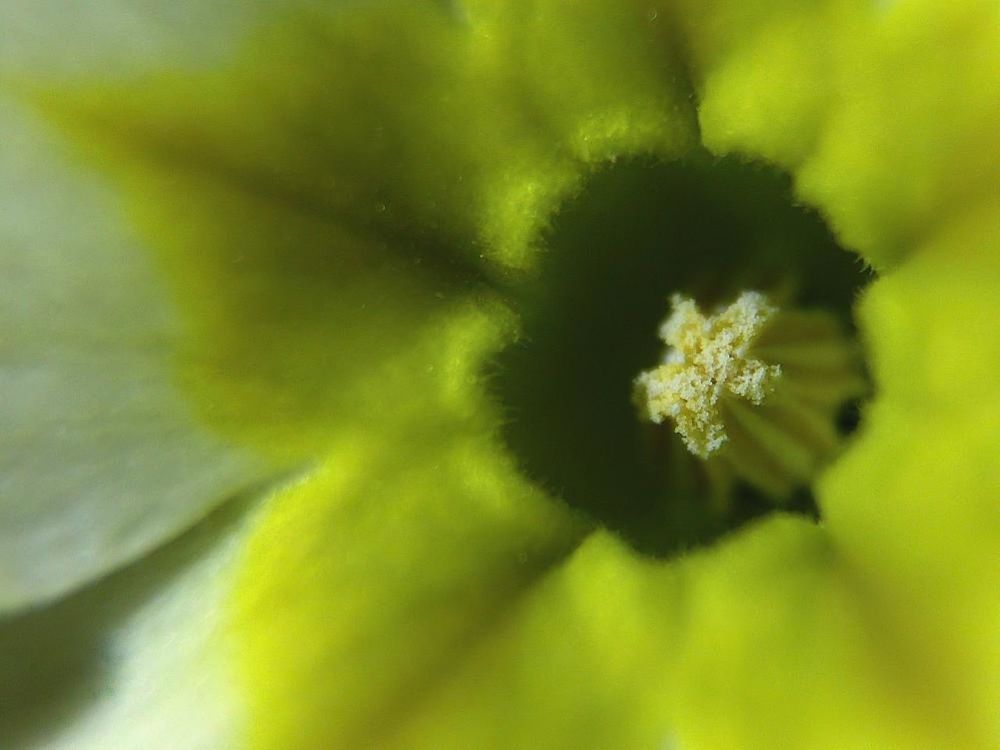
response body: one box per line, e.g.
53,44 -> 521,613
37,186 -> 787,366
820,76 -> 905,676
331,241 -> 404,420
635,292 -> 781,458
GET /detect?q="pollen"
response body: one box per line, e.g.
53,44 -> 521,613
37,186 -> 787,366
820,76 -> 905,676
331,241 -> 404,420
635,290 -> 866,500
635,292 -> 782,458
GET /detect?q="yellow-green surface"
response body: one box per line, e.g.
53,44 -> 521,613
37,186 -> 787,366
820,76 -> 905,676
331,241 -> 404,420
8,0 -> 999,748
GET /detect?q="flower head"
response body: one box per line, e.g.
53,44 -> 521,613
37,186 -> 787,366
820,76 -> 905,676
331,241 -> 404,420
1,1 -> 997,749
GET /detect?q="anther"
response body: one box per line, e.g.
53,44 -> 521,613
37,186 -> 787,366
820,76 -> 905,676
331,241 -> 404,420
635,292 -> 865,499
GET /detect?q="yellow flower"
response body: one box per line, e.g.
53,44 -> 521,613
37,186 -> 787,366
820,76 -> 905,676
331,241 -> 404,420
0,1 -> 997,748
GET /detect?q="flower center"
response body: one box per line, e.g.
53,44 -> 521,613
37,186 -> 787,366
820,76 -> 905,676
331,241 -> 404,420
491,154 -> 870,556
636,292 -> 782,458
635,291 -> 864,501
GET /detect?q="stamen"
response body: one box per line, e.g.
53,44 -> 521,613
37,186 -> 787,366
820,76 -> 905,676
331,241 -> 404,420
635,292 -> 864,499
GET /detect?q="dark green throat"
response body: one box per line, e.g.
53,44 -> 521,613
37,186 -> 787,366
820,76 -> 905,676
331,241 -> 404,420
491,152 -> 870,557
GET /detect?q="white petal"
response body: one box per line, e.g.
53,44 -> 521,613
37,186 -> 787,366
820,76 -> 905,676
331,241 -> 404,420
0,0 -> 283,77
0,497 -> 255,750
0,97 -> 267,612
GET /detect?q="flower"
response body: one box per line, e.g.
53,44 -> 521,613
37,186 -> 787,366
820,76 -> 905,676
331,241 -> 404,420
1,1 -> 997,749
